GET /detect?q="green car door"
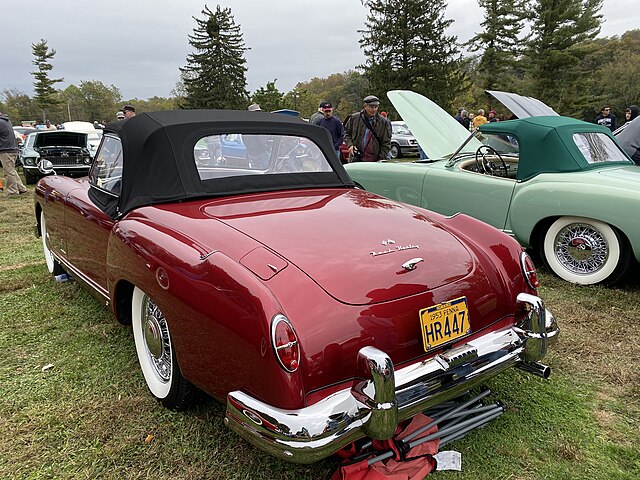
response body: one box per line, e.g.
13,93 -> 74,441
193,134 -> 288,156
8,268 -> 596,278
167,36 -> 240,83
421,164 -> 516,232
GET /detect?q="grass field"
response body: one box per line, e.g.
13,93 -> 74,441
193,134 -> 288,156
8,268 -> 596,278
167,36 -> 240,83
1,181 -> 638,479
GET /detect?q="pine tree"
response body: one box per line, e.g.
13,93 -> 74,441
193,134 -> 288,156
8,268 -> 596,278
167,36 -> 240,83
468,0 -> 527,91
31,39 -> 63,120
525,0 -> 603,114
359,0 -> 464,113
179,5 -> 249,110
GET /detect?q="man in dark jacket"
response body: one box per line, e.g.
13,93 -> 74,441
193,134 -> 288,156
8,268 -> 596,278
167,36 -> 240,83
0,112 -> 27,195
344,95 -> 391,162
316,102 -> 344,159
595,105 -> 617,132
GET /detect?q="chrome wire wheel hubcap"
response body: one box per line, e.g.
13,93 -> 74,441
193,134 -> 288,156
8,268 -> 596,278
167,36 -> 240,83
142,296 -> 172,383
554,223 -> 608,275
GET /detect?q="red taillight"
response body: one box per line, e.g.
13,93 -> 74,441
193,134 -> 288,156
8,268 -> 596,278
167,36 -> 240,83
520,252 -> 540,289
271,315 -> 300,372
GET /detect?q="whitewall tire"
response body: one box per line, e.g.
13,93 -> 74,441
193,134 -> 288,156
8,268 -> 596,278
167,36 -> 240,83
40,211 -> 65,276
131,287 -> 195,410
542,216 -> 628,285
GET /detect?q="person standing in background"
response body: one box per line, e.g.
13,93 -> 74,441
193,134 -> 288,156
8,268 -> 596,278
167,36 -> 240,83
617,105 -> 640,165
344,95 -> 391,162
460,110 -> 471,130
473,109 -> 488,129
309,101 -> 325,125
0,112 -> 27,195
454,107 -> 464,124
316,102 -> 344,160
122,105 -> 136,119
595,105 -> 617,132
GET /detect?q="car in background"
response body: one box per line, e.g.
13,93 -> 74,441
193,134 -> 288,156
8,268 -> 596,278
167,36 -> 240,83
338,120 -> 419,162
62,121 -> 103,157
34,109 -> 557,463
13,126 -> 37,146
346,90 -> 640,286
14,130 -> 25,146
389,121 -> 419,158
194,134 -> 249,167
20,130 -> 93,184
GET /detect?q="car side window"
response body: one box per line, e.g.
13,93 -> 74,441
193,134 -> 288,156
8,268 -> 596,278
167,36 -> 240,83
90,135 -> 123,194
25,134 -> 35,148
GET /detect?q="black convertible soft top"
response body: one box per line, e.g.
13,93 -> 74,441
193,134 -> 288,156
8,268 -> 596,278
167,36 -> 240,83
94,110 -> 354,217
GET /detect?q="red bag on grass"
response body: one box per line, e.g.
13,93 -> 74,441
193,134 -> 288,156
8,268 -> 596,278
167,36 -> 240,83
331,414 -> 439,480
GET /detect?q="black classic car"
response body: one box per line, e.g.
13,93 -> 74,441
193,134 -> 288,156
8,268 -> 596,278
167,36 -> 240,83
20,130 -> 93,184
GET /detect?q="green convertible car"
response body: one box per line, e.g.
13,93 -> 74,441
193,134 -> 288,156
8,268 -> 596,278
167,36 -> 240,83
346,90 -> 640,286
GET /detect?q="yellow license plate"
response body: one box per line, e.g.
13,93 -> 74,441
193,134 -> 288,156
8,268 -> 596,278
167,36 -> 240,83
419,297 -> 470,351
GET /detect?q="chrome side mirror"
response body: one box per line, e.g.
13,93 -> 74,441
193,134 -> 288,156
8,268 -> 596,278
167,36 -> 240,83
38,159 -> 56,175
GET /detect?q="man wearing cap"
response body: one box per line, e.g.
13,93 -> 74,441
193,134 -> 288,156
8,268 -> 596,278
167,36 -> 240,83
122,105 -> 136,118
316,102 -> 344,160
116,111 -> 125,121
344,95 -> 391,162
488,110 -> 499,122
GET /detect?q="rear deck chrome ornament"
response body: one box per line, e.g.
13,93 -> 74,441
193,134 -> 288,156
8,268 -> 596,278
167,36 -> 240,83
402,258 -> 424,271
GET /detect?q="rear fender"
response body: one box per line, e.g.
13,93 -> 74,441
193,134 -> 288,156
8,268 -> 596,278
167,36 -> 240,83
509,179 -> 640,260
435,211 -> 532,296
108,219 -> 307,408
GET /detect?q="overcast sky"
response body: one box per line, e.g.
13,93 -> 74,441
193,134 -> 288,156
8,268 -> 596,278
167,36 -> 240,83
1,0 -> 638,101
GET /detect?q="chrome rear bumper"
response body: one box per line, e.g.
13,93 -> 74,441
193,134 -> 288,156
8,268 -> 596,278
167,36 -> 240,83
225,293 -> 558,464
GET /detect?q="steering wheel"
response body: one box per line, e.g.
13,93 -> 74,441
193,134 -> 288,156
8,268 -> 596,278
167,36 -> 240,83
475,145 -> 508,176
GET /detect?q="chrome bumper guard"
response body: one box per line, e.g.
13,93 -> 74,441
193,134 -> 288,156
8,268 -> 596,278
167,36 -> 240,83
225,293 -> 558,464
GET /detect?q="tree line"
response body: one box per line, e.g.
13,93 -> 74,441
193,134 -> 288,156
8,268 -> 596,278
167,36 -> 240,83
2,1 -> 639,125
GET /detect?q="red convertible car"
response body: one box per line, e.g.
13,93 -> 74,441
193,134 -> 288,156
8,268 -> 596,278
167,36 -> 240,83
34,110 -> 558,463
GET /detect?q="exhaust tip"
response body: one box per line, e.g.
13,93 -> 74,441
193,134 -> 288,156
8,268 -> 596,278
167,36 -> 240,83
517,362 -> 551,379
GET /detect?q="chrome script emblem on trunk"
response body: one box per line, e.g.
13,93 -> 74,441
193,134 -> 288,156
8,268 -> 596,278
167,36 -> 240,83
371,239 -> 419,257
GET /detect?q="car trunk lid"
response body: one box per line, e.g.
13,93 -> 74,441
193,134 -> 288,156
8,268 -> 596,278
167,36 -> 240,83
202,189 -> 474,305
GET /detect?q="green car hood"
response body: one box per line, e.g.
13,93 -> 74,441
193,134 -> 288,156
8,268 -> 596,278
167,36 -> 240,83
387,90 -> 482,159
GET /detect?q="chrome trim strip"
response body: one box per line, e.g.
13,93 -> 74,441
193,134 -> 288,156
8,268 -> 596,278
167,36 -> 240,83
55,254 -> 110,302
